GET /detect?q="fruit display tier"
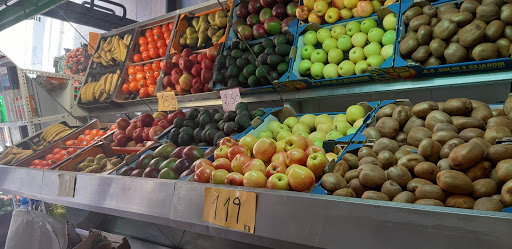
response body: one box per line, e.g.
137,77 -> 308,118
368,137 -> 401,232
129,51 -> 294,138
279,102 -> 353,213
1,165 -> 511,248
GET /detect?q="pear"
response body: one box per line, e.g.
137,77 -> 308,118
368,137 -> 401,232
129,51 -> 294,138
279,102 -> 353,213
208,13 -> 216,24
192,17 -> 200,30
216,17 -> 227,28
180,34 -> 188,46
198,29 -> 208,47
208,26 -> 219,38
186,27 -> 196,36
187,33 -> 198,47
212,29 -> 225,44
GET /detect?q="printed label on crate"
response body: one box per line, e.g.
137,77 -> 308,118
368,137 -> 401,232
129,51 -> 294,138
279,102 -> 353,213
57,173 -> 76,197
88,32 -> 100,55
203,187 -> 256,233
220,88 -> 241,112
157,92 -> 178,111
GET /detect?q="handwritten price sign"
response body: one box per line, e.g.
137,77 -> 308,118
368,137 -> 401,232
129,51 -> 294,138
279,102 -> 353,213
157,92 -> 178,111
203,187 -> 256,233
220,88 -> 241,112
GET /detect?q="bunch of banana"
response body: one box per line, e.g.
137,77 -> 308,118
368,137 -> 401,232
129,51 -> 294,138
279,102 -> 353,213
80,70 -> 120,103
40,123 -> 75,145
0,146 -> 33,165
91,33 -> 132,66
74,154 -> 122,173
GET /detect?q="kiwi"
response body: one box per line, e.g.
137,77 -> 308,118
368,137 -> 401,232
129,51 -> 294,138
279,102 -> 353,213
444,43 -> 467,64
358,146 -> 377,159
437,170 -> 474,194
501,3 -> 512,24
430,17 -> 440,27
433,19 -> 458,39
362,127 -> 381,140
501,179 -> 512,207
392,106 -> 411,127
375,117 -> 400,139
487,144 -> 512,164
451,12 -> 474,27
358,164 -> 386,188
452,117 -> 485,131
414,162 -> 440,182
342,153 -> 359,169
321,173 -> 347,192
490,168 -> 503,186
333,160 -> 350,177
412,101 -> 438,118
415,185 -> 446,202
440,138 -> 465,158
386,165 -> 413,188
484,126 -> 512,144
449,140 -> 486,170
422,5 -> 437,18
493,109 -> 506,116
476,4 -> 500,22
473,178 -> 498,198
445,195 -> 476,209
438,3 -> 457,14
380,180 -> 402,200
460,1 -> 480,16
404,6 -> 423,25
407,127 -> 433,147
433,123 -> 458,133
418,138 -> 442,162
332,188 -> 357,197
466,161 -> 492,181
470,137 -> 492,152
439,8 -> 459,21
393,191 -> 416,203
415,199 -> 445,206
471,106 -> 494,123
487,116 -> 512,131
458,128 -> 485,141
482,0 -> 503,8
473,197 -> 503,211
457,23 -> 484,48
394,149 -> 414,161
398,154 -> 426,171
376,104 -> 396,120
359,157 -> 382,167
410,15 -> 431,31
403,116 -> 426,134
344,169 -> 358,182
395,132 -> 408,145
472,43 -> 499,61
432,130 -> 459,145
504,25 -> 512,41
438,158 -> 453,171
399,36 -> 420,57
349,178 -> 369,197
425,110 -> 452,130
505,96 -> 512,116
411,45 -> 431,62
496,159 -> 512,182
373,137 -> 399,154
496,38 -> 512,57
470,99 -> 489,109
361,191 -> 390,201
407,178 -> 434,193
485,20 -> 504,41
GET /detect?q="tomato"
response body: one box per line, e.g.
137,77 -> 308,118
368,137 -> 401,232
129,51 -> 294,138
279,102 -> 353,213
169,22 -> 174,30
152,61 -> 161,70
135,65 -> 144,73
160,60 -> 164,70
144,64 -> 152,72
142,51 -> 151,61
109,125 -> 116,131
147,35 -> 155,44
92,129 -> 101,136
128,66 -> 136,76
133,54 -> 143,63
139,79 -> 148,90
139,37 -> 148,46
129,82 -> 140,92
149,48 -> 159,59
146,70 -> 156,79
162,25 -> 169,33
80,140 -> 89,146
122,83 -> 131,94
154,69 -> 161,78
147,77 -> 157,86
32,159 -> 43,166
53,154 -> 63,162
67,148 -> 78,154
58,150 -> 68,157
52,148 -> 63,155
139,44 -> 148,53
145,29 -> 153,38
76,135 -> 84,144
148,84 -> 156,96
153,31 -> 164,42
128,75 -> 136,83
164,30 -> 172,40
46,154 -> 55,161
157,40 -> 166,49
153,26 -> 162,34
65,140 -> 76,146
159,47 -> 166,57
136,71 -> 146,81
139,87 -> 150,98
148,42 -> 158,51
166,38 -> 170,46
97,131 -> 107,137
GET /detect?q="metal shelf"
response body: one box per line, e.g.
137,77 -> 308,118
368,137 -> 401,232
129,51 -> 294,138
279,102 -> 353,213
1,165 -> 511,248
0,121 -> 29,127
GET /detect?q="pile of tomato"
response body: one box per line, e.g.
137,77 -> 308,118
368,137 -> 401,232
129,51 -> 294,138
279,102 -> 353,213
29,148 -> 78,169
133,22 -> 174,63
64,127 -> 113,147
122,61 -> 161,98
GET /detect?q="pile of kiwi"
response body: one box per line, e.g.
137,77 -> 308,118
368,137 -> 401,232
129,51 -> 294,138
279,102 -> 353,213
321,96 -> 512,212
399,0 -> 512,66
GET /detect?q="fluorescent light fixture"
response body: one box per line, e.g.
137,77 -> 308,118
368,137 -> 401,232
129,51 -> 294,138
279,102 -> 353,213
0,0 -> 21,11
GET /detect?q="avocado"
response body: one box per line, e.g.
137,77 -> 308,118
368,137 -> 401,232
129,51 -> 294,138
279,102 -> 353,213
228,65 -> 240,77
226,56 -> 236,68
242,51 -> 252,60
251,109 -> 265,118
267,54 -> 283,67
275,44 -> 292,56
206,128 -> 219,144
153,143 -> 176,159
239,42 -> 249,51
159,158 -> 178,171
253,44 -> 265,55
257,53 -> 269,66
273,34 -> 287,46
238,74 -> 248,86
224,121 -> 240,135
173,118 -> 185,128
216,54 -> 226,68
236,102 -> 248,111
247,75 -> 259,87
262,38 -> 273,48
198,142 -> 209,147
218,120 -> 225,130
148,157 -> 165,169
180,126 -> 194,135
223,48 -> 232,57
248,54 -> 257,65
235,113 -> 252,129
256,66 -> 270,80
237,57 -> 249,68
193,127 -> 203,143
269,70 -> 280,81
277,62 -> 288,75
211,109 -> 220,116
227,79 -> 240,88
213,71 -> 224,84
264,47 -> 275,55
286,32 -> 295,44
201,129 -> 209,142
186,109 -> 200,120
136,154 -> 153,169
205,123 -> 218,130
243,64 -> 257,78
224,111 -> 236,122
231,40 -> 241,49
178,132 -> 193,146
214,131 -> 226,146
236,109 -> 249,116
183,120 -> 196,129
231,49 -> 243,59
214,112 -> 224,123
169,128 -> 180,145
199,115 -> 212,128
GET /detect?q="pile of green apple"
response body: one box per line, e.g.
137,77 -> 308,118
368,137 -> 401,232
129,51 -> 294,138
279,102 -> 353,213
297,0 -> 394,24
256,104 -> 367,146
298,13 -> 397,79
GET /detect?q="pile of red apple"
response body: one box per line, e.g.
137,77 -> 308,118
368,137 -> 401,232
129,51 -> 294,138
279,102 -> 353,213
194,135 -> 338,191
234,0 -> 298,40
112,111 -> 171,147
161,47 -> 217,95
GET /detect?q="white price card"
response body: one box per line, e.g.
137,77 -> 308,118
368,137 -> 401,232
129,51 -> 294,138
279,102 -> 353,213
57,173 -> 76,197
220,88 -> 241,112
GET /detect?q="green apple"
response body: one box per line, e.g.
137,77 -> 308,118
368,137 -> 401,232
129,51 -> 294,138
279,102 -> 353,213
349,47 -> 365,64
332,121 -> 352,135
333,113 -> 347,123
367,55 -> 385,67
316,28 -> 331,43
292,122 -> 310,134
283,117 -> 299,129
360,19 -> 377,34
371,0 -> 382,13
353,118 -> 364,128
273,124 -> 291,139
267,121 -> 282,132
322,38 -> 338,53
323,63 -> 339,79
328,48 -> 344,64
325,130 -> 343,140
295,131 -> 310,138
331,25 -> 346,40
346,105 -> 366,124
381,44 -> 394,60
383,13 -> 397,31
309,131 -> 326,141
355,60 -> 371,75
257,129 -> 273,139
299,114 -> 316,130
276,130 -> 293,141
304,31 -> 318,46
337,60 -> 355,77
299,59 -> 313,75
337,35 -> 353,52
301,44 -> 315,59
315,114 -> 332,128
313,139 -> 323,147
382,30 -> 396,46
368,27 -> 384,43
311,49 -> 328,63
363,42 -> 381,57
346,127 -> 358,135
340,8 -> 352,20
317,121 -> 333,133
351,32 -> 368,48
310,62 -> 325,80
345,21 -> 360,36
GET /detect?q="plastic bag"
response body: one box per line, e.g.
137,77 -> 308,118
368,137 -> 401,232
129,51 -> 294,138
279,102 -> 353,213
5,209 -> 68,249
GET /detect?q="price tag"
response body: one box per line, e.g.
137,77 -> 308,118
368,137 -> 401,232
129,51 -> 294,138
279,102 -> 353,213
57,173 -> 76,197
157,92 -> 178,111
220,88 -> 241,112
88,32 -> 100,55
203,187 -> 256,233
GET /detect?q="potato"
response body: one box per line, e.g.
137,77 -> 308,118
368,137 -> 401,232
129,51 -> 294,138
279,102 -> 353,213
437,170 -> 474,194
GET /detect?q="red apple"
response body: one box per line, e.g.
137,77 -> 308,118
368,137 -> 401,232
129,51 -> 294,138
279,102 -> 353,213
305,145 -> 325,157
182,48 -> 193,57
115,118 -> 130,130
182,145 -> 204,160
210,169 -> 229,184
114,134 -> 129,147
113,130 -> 126,140
194,165 -> 215,183
252,137 -> 276,162
179,73 -> 193,90
307,152 -> 329,179
179,57 -> 194,72
248,0 -> 263,14
228,144 -> 251,161
284,135 -> 308,152
201,59 -> 214,71
285,148 -> 307,166
214,145 -> 230,160
153,118 -> 162,127
172,67 -> 183,76
287,165 -> 315,192
138,113 -> 154,127
189,54 -> 198,64
190,87 -> 202,94
153,111 -> 167,120
286,1 -> 298,17
194,158 -> 214,171
237,2 -> 250,20
219,137 -> 238,147
133,128 -> 144,144
231,153 -> 252,173
125,125 -> 137,138
225,172 -> 244,185
243,170 -> 267,188
167,110 -> 185,125
136,143 -> 145,147
206,46 -> 217,61
266,162 -> 287,178
171,73 -> 181,85
272,4 -> 287,20
191,64 -> 202,77
260,0 -> 275,8
271,151 -> 287,166
158,120 -> 170,130
142,127 -> 152,141
149,126 -> 164,141
203,83 -> 211,92
192,77 -> 203,90
253,24 -> 267,39
197,53 -> 207,64
162,59 -> 174,74
266,173 -> 290,190
170,146 -> 186,159
242,158 -> 266,175
201,70 -> 212,85
212,158 -> 232,172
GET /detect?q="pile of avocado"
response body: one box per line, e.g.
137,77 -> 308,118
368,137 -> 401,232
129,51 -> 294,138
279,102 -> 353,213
212,33 -> 294,88
168,102 -> 265,146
